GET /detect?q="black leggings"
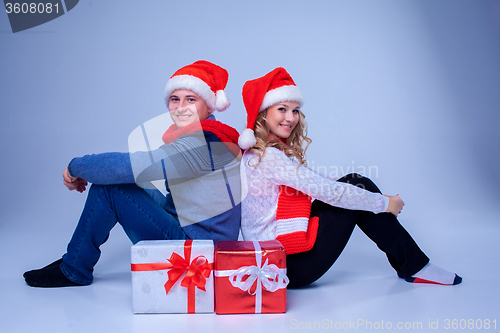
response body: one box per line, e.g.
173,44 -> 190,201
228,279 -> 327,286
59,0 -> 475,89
286,173 -> 430,289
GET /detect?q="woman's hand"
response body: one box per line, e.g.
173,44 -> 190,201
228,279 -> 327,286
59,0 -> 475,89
63,167 -> 88,193
384,194 -> 404,217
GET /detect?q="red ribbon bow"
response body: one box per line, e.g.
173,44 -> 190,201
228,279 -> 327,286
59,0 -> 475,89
131,240 -> 213,313
164,251 -> 212,293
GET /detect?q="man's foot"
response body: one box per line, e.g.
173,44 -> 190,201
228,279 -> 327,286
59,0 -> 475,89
24,259 -> 84,288
23,258 -> 63,279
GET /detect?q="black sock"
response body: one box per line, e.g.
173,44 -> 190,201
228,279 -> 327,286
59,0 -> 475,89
24,260 -> 84,288
23,258 -> 63,280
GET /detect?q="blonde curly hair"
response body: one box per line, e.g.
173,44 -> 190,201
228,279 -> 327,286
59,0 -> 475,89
248,107 -> 312,166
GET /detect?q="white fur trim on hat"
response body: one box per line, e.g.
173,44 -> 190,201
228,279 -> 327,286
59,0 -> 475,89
238,128 -> 257,150
164,74 -> 216,110
215,90 -> 230,111
260,85 -> 304,111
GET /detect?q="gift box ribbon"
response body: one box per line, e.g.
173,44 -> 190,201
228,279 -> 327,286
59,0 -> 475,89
215,241 -> 289,313
131,239 -> 213,313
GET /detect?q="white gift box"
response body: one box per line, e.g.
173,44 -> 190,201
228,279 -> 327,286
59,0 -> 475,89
131,240 -> 214,314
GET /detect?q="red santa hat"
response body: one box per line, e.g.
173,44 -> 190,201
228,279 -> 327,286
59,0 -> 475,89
164,60 -> 230,112
239,67 -> 304,149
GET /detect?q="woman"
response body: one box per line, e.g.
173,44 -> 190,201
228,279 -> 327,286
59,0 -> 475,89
238,67 -> 461,289
24,61 -> 241,288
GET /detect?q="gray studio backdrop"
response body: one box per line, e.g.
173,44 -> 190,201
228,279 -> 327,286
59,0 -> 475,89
1,0 -> 499,236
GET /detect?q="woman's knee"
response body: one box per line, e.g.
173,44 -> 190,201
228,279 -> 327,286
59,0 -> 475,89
340,173 -> 381,193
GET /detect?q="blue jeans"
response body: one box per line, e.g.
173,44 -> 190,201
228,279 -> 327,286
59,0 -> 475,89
60,183 -> 188,285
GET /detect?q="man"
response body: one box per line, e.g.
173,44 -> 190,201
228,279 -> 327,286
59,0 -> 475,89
24,61 -> 241,287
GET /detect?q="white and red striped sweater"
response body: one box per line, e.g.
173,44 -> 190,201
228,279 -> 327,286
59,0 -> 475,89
240,147 -> 389,254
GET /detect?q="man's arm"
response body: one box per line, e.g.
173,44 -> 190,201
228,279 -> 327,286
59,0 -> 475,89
67,132 -> 239,186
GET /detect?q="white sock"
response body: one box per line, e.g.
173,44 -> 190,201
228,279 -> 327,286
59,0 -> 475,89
412,262 -> 460,285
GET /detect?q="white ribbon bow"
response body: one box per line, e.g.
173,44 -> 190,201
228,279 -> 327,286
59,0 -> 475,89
228,258 -> 289,294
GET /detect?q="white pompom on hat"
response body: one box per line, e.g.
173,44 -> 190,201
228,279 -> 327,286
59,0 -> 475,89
239,67 -> 304,150
164,60 -> 231,112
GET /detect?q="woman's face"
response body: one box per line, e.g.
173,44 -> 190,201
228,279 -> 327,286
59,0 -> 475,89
265,101 -> 300,140
168,89 -> 211,129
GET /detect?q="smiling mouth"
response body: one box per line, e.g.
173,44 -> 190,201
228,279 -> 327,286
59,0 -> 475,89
176,114 -> 192,120
280,124 -> 293,130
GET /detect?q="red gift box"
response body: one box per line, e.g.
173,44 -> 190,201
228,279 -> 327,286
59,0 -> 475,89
214,240 -> 289,314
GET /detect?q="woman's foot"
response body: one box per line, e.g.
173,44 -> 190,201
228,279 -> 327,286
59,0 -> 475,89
398,262 -> 462,285
24,259 -> 84,288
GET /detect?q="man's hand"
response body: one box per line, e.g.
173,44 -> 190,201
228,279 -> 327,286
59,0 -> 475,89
63,167 -> 88,193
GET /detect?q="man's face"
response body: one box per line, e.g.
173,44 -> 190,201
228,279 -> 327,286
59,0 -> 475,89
168,89 -> 211,129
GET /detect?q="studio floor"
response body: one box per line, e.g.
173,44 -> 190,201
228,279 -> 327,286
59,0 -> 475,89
2,0 -> 499,332
1,205 -> 497,333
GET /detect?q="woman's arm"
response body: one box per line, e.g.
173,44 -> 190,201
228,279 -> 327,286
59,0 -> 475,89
253,148 -> 389,214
